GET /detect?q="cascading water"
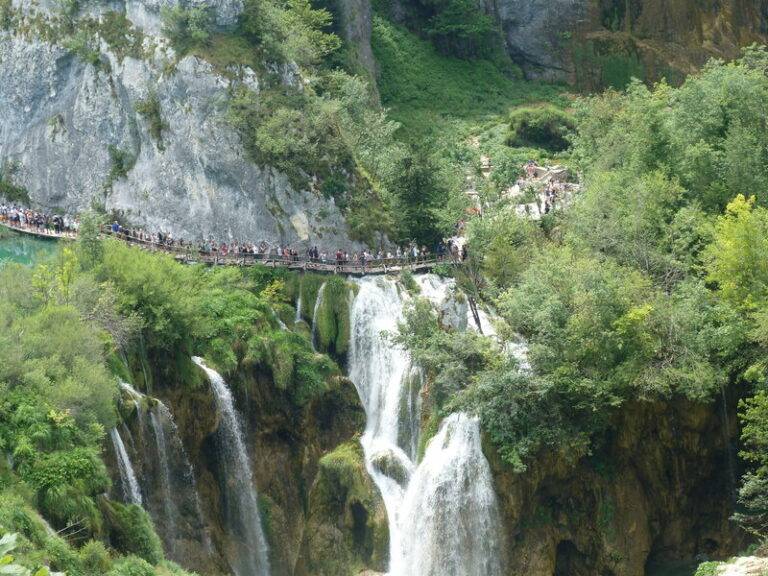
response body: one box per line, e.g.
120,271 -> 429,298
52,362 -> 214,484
348,276 -> 505,575
295,292 -> 302,324
149,408 -> 177,548
311,281 -> 326,350
391,414 -> 504,576
116,382 -> 212,563
192,357 -> 270,576
109,427 -> 143,505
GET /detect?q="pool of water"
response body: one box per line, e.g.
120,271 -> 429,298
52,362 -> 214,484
0,229 -> 58,266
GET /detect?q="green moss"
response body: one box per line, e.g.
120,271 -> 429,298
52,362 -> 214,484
305,442 -> 386,575
190,33 -> 262,73
417,412 -> 442,462
399,270 -> 420,294
314,277 -> 351,358
299,274 -> 326,322
100,500 -> 164,565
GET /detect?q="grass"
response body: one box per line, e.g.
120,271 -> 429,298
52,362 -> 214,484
190,33 -> 263,73
371,15 -> 568,143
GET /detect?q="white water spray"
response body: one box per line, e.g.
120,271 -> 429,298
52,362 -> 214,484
391,414 -> 504,576
109,427 -> 143,506
192,357 -> 270,576
347,276 -> 505,576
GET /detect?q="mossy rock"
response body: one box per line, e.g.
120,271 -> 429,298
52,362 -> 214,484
299,274 -> 327,322
314,277 -> 352,360
301,442 -> 388,575
369,449 -> 410,487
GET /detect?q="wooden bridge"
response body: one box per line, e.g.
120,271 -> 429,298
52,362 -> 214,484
0,221 -> 445,276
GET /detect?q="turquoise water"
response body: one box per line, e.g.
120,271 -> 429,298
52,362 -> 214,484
0,230 -> 58,266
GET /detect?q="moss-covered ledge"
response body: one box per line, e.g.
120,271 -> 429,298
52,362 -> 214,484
297,441 -> 388,576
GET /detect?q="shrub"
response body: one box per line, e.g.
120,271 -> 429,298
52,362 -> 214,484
507,105 -> 575,151
0,0 -> 14,29
161,6 -> 213,53
107,555 -> 155,576
105,145 -> 136,189
101,501 -> 164,565
63,29 -> 101,67
98,11 -> 145,61
0,165 -> 30,204
135,93 -> 168,150
423,0 -> 499,59
80,540 -> 113,576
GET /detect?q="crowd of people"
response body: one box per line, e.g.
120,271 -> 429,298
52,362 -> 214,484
0,204 -> 79,237
516,160 -> 569,216
1,202 -> 469,272
103,220 -> 463,271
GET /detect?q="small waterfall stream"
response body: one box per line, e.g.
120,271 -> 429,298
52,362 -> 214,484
116,382 -> 211,561
392,414 -> 503,576
311,282 -> 327,350
295,292 -> 303,324
348,276 -> 505,575
109,427 -> 143,506
149,409 -> 178,549
192,357 -> 270,576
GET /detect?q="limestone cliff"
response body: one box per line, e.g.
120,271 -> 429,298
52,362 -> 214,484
113,355 -> 378,576
0,0 -> 363,249
491,0 -> 768,85
488,396 -> 747,575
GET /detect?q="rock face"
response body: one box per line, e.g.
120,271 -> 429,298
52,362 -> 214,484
488,0 -> 768,83
491,0 -> 588,80
118,353 -> 370,576
0,2 -> 363,250
331,0 -> 377,83
489,397 -> 747,576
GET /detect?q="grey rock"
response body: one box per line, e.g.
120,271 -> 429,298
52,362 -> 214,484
490,0 -> 588,80
0,17 -> 364,250
334,0 -> 377,83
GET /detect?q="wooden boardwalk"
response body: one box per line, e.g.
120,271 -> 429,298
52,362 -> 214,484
0,221 -> 445,276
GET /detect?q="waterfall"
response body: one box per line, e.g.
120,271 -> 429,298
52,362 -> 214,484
391,414 -> 504,576
311,282 -> 326,350
192,356 -> 270,576
347,276 -> 505,575
150,409 -> 177,548
117,382 -> 211,561
120,381 -> 146,432
295,292 -> 302,323
109,427 -> 143,506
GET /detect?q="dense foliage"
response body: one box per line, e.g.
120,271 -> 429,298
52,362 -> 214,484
397,50 -> 768,494
0,228 -> 347,573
